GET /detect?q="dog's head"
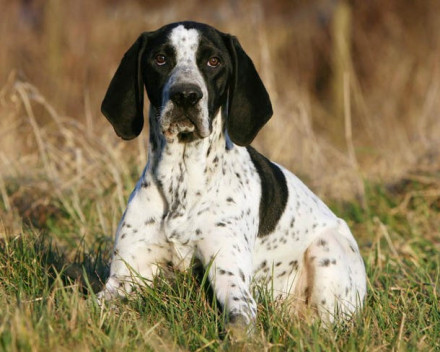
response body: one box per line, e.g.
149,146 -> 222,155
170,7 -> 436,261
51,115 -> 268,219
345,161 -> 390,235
101,22 -> 272,146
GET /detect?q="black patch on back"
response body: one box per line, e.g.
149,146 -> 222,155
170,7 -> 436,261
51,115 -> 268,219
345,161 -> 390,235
247,146 -> 288,237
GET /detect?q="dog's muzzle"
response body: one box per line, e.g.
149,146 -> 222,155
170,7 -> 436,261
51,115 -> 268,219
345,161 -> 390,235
161,83 -> 210,142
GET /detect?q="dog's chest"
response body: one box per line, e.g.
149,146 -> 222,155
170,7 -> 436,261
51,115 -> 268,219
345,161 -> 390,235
160,160 -> 207,244
153,142 -> 260,264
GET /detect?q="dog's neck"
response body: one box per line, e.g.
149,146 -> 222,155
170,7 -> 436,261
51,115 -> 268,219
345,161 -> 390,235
148,107 -> 227,165
147,108 -> 231,212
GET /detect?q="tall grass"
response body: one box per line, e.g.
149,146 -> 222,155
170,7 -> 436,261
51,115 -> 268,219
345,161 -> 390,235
0,1 -> 439,351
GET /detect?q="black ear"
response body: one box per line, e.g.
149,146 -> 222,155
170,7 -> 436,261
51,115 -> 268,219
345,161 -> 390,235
223,35 -> 273,146
101,33 -> 150,140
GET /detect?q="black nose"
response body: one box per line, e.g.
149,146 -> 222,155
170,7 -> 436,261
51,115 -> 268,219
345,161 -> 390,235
169,84 -> 203,107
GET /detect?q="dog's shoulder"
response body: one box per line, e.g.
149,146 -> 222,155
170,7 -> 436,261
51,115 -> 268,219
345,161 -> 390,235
243,146 -> 289,237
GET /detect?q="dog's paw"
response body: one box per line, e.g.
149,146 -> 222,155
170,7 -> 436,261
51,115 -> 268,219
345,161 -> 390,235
226,313 -> 255,342
92,289 -> 122,314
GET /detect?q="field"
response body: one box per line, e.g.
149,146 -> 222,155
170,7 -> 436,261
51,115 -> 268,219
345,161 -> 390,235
0,1 -> 439,351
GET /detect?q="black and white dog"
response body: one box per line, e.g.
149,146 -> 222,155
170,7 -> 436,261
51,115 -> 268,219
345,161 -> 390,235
98,21 -> 366,328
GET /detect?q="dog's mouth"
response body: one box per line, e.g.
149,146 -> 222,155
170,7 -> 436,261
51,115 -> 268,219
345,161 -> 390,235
161,110 -> 210,143
162,115 -> 195,142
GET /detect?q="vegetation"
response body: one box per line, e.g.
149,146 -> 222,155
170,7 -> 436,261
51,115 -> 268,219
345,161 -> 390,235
0,1 -> 439,351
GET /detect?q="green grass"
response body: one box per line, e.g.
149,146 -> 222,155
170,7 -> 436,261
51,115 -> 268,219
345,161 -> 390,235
0,177 -> 439,351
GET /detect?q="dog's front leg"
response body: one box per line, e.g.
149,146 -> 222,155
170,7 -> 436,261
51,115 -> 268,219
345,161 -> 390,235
98,178 -> 170,301
196,232 -> 257,335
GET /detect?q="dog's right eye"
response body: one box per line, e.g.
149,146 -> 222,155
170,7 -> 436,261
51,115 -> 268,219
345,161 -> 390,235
155,55 -> 167,66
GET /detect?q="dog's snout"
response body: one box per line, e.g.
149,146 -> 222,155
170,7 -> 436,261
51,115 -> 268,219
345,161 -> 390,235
169,84 -> 203,107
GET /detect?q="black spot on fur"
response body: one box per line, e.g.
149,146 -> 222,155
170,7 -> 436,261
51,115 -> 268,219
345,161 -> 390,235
290,218 -> 295,228
247,147 -> 288,237
197,208 -> 209,216
239,269 -> 245,283
320,258 -> 330,267
145,219 -> 155,226
289,260 -> 298,270
317,239 -> 327,247
277,271 -> 287,278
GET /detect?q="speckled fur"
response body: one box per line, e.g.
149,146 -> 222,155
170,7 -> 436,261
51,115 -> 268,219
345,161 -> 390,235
98,22 -> 367,327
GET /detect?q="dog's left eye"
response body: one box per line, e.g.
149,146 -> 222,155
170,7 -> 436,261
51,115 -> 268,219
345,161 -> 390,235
207,57 -> 220,68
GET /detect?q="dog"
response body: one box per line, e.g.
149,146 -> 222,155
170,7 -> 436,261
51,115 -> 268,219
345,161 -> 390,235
98,21 -> 366,330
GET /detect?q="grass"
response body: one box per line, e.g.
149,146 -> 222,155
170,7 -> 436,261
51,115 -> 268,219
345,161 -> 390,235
0,168 -> 439,351
1,1 -> 439,350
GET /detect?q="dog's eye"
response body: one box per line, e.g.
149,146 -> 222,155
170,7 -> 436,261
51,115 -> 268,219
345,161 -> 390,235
155,54 -> 167,66
207,57 -> 220,68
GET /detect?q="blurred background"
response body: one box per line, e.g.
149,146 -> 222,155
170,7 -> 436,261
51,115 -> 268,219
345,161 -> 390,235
0,0 -> 439,225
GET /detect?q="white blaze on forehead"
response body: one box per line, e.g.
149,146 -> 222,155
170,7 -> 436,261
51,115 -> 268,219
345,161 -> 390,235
162,24 -> 210,139
169,25 -> 200,64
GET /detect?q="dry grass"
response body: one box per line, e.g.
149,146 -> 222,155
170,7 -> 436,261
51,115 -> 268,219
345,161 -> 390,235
1,1 -> 439,199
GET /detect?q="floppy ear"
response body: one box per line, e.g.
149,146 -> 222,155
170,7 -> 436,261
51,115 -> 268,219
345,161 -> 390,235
101,33 -> 150,140
223,35 -> 273,146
